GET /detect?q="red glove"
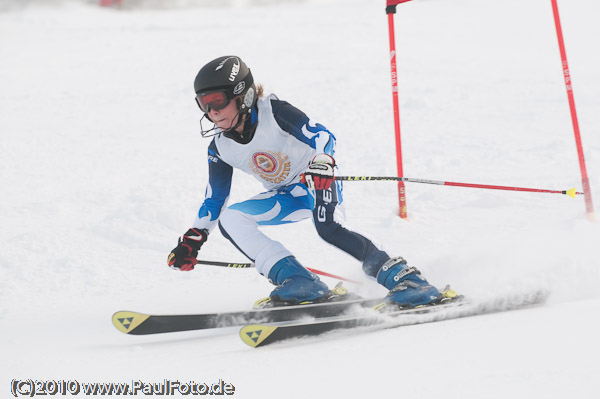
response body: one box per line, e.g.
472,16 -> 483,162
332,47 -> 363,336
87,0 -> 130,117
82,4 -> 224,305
300,154 -> 335,191
167,228 -> 208,271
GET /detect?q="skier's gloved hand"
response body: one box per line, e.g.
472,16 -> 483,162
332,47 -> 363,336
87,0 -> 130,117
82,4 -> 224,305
167,228 -> 208,271
300,154 -> 335,191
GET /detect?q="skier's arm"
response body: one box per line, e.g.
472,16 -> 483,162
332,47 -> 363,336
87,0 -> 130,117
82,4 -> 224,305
167,140 -> 232,271
193,139 -> 233,232
271,99 -> 337,156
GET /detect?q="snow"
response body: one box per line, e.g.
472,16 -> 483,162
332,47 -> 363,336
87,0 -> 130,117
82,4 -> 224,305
1,0 -> 599,397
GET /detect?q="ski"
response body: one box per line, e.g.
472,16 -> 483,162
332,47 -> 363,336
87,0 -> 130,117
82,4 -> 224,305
239,290 -> 548,348
112,296 -> 383,335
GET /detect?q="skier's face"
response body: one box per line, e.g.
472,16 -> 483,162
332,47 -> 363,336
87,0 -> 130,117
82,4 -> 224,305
209,98 -> 242,133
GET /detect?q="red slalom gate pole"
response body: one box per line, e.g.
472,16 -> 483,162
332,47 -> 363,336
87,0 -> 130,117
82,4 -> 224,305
386,0 -> 413,220
551,0 -> 595,219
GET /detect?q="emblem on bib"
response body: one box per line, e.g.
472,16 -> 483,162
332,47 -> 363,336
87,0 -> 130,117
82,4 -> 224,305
250,151 -> 291,184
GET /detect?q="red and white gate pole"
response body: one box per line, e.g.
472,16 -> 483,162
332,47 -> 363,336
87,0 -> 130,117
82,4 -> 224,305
551,0 -> 595,220
386,0 -> 412,219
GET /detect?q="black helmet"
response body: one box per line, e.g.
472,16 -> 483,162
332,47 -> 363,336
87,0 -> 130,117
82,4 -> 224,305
194,56 -> 257,116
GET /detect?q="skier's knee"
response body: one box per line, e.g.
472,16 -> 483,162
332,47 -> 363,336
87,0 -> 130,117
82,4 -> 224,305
217,208 -> 254,253
219,208 -> 251,233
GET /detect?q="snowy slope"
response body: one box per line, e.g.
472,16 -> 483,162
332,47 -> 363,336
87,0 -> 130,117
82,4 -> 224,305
1,0 -> 599,397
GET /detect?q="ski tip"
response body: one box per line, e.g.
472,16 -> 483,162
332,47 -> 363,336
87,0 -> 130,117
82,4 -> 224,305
240,324 -> 278,348
565,188 -> 577,199
112,311 -> 150,334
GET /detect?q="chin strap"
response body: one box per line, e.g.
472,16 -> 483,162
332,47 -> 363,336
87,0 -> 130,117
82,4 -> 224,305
224,110 -> 258,144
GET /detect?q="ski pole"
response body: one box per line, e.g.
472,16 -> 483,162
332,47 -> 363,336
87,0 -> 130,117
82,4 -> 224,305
336,176 -> 582,198
196,259 -> 362,284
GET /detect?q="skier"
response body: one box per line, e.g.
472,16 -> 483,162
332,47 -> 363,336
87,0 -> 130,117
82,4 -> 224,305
167,55 -> 441,307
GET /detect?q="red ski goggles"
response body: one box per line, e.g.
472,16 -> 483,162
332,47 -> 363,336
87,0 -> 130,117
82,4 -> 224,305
195,90 -> 231,113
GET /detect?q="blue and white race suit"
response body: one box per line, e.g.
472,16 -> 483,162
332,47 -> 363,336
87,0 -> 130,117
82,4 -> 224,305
192,94 -> 388,278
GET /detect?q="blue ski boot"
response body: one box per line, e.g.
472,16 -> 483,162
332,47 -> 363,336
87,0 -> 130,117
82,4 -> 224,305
267,256 -> 329,304
377,257 -> 441,307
